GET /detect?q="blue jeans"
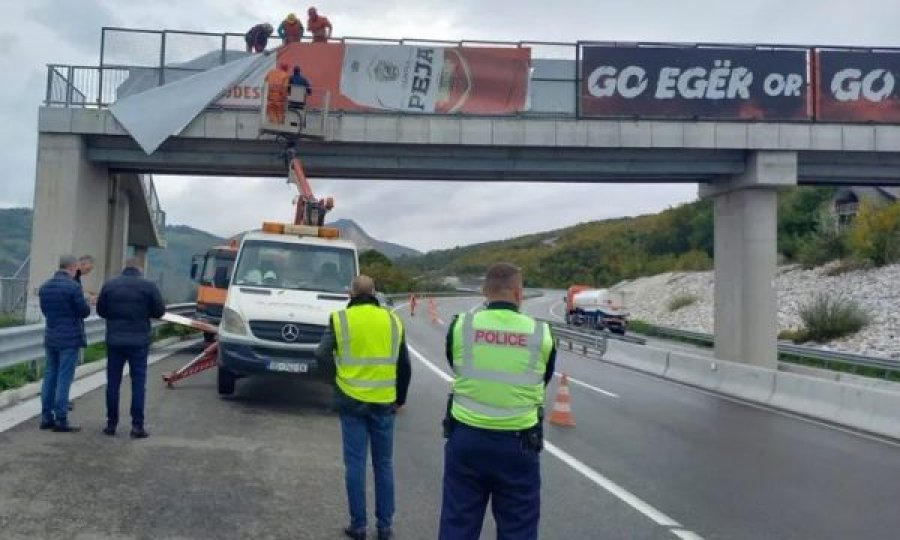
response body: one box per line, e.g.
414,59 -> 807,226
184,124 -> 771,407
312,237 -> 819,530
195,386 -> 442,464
41,347 -> 79,425
339,403 -> 397,531
439,424 -> 541,540
106,345 -> 149,429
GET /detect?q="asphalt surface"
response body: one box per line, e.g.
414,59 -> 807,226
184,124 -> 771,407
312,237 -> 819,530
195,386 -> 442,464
1,294 -> 900,539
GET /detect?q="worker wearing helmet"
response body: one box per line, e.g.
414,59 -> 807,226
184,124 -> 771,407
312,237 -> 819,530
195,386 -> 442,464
307,7 -> 333,43
264,63 -> 291,124
278,13 -> 304,44
244,23 -> 274,53
439,263 -> 556,540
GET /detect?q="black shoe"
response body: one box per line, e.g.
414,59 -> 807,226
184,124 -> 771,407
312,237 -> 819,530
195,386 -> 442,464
102,426 -> 116,436
53,423 -> 82,433
343,527 -> 366,540
39,420 -> 55,430
130,428 -> 149,439
378,528 -> 393,540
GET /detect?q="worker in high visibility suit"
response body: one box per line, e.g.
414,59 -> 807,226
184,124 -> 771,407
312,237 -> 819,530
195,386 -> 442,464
264,63 -> 291,124
316,275 -> 412,540
439,263 -> 556,540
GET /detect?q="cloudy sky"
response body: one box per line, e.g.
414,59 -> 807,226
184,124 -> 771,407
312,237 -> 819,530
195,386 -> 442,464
3,1 -> 900,252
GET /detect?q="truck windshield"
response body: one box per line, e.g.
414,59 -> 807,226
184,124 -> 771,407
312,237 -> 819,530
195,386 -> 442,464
200,250 -> 236,289
232,240 -> 357,294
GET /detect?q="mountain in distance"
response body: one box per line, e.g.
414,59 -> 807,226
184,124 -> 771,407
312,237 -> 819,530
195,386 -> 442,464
146,225 -> 227,303
328,218 -> 421,259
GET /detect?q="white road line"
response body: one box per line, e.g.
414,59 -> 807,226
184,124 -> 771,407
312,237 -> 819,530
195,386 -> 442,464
561,372 -> 619,398
549,301 -> 566,322
407,343 -> 704,539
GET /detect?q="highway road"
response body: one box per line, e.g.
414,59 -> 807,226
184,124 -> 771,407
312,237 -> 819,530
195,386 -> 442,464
1,294 -> 900,539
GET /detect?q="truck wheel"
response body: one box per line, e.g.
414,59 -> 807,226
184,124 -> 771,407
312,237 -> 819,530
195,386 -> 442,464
217,367 -> 236,396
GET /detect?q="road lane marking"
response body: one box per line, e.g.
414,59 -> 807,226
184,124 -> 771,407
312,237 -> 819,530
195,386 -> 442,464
561,373 -> 619,398
549,300 -> 566,321
407,343 -> 704,539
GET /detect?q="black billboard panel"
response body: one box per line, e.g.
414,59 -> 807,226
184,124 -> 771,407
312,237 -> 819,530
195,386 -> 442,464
579,45 -> 811,121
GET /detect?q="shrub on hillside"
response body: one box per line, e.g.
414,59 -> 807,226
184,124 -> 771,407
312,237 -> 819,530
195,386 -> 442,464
796,209 -> 848,268
849,200 -> 900,266
797,293 -> 869,343
667,292 -> 699,312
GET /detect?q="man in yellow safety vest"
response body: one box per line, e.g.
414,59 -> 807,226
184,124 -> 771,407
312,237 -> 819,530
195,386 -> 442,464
439,263 -> 556,540
317,275 -> 411,540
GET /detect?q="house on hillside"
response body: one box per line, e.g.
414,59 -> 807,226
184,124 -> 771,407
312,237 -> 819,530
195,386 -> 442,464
832,186 -> 900,228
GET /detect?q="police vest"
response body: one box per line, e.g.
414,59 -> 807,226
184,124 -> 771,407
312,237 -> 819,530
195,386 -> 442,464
450,309 -> 552,430
332,304 -> 402,404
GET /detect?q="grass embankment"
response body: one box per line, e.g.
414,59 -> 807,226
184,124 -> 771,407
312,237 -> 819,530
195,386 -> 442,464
0,324 -> 198,392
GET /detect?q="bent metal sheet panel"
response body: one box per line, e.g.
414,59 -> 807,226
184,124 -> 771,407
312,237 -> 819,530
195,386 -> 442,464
815,49 -> 900,122
578,44 -> 811,120
218,42 -> 532,114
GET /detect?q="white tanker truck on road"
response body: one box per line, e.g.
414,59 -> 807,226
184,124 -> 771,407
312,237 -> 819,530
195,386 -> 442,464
564,285 -> 629,335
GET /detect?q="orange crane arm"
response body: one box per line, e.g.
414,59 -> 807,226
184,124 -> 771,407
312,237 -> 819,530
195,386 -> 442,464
288,157 -> 334,226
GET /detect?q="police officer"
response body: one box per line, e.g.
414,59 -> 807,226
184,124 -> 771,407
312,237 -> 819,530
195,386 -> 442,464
439,263 -> 556,540
316,275 -> 411,540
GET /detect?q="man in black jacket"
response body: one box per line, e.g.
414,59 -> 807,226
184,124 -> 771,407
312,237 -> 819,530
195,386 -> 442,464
97,258 -> 166,438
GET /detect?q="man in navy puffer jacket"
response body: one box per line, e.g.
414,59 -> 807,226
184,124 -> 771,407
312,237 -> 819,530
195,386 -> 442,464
97,258 -> 165,439
39,255 -> 91,432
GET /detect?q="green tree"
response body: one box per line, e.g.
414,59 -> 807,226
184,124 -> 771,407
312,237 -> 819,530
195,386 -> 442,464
849,200 -> 900,266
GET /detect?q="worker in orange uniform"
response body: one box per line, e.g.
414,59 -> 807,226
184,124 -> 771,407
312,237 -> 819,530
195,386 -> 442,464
265,63 -> 291,124
307,7 -> 333,43
278,13 -> 304,44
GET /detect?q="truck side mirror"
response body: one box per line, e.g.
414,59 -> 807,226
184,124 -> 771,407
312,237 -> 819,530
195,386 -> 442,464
190,255 -> 201,280
213,267 -> 229,289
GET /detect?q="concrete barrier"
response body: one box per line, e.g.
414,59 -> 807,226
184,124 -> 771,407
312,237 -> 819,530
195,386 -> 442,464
833,385 -> 900,439
664,351 -> 723,391
769,371 -> 844,422
717,361 -> 776,404
603,340 -> 669,376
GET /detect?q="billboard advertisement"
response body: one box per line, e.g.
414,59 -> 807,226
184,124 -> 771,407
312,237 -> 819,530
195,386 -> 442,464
579,45 -> 811,120
217,42 -> 532,115
815,49 -> 900,122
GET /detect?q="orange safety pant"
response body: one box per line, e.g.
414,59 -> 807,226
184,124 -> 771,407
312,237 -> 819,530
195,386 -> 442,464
266,91 -> 287,123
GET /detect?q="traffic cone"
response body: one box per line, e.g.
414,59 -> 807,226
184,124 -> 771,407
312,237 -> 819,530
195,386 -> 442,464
429,298 -> 439,325
548,373 -> 576,427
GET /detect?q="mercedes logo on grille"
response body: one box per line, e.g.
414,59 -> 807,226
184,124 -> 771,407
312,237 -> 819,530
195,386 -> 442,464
281,324 -> 301,342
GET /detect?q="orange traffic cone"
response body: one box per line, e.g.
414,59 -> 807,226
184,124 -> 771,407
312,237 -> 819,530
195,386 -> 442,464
429,298 -> 439,325
549,373 -> 576,427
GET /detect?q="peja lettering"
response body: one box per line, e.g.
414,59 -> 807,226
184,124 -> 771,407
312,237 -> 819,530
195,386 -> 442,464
831,68 -> 896,102
225,85 -> 262,100
474,330 -> 529,347
655,61 -> 753,100
407,47 -> 435,110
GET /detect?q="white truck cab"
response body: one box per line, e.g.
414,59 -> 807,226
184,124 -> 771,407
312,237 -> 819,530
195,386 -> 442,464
216,224 -> 358,395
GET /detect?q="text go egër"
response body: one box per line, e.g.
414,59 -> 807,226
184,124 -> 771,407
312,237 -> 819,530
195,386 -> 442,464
586,60 -> 804,100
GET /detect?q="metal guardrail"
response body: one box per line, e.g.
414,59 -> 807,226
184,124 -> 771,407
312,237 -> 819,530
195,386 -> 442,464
0,303 -> 197,372
632,322 -> 900,376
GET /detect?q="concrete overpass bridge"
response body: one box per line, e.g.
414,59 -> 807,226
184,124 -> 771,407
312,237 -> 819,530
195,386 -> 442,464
30,28 -> 900,369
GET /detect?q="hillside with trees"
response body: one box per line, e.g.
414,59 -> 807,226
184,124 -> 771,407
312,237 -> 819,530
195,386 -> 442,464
404,187 -> 847,287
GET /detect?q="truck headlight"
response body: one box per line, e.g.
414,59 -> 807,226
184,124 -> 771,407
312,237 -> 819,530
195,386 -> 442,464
220,307 -> 248,336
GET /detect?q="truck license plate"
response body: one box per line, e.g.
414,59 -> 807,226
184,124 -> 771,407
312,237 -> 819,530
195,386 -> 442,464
268,361 -> 308,373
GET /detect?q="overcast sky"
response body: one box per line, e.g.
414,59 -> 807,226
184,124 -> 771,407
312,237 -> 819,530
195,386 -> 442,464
4,1 -> 900,251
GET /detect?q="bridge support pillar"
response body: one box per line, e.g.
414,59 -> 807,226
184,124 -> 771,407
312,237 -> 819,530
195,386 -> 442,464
700,151 -> 797,369
25,134 -> 130,321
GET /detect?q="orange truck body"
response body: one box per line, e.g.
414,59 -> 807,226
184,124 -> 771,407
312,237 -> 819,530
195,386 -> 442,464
193,243 -> 238,326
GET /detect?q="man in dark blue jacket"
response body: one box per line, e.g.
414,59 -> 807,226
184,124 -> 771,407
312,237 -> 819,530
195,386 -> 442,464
39,255 -> 91,432
97,258 -> 166,439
